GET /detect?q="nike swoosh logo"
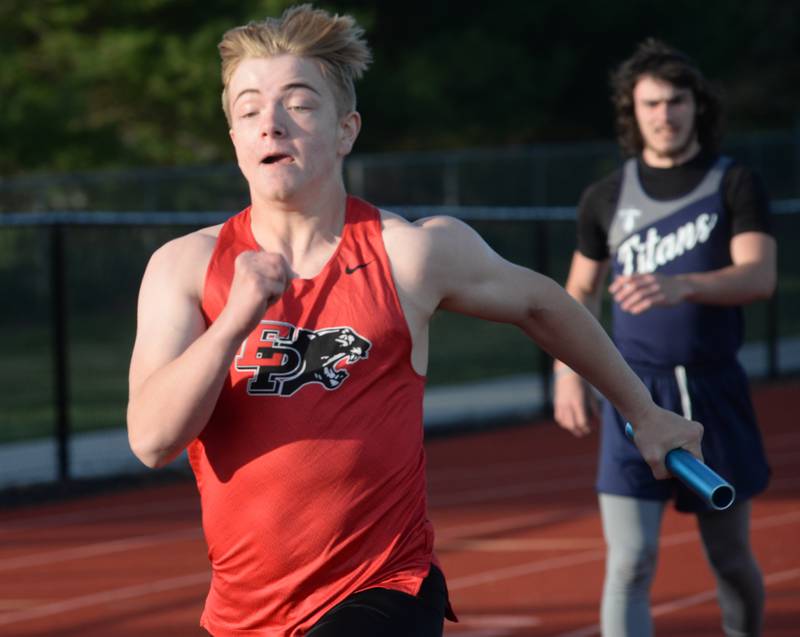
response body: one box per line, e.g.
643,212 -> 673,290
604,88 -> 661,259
345,261 -> 372,275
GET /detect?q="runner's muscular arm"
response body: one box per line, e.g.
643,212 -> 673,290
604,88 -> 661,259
611,232 -> 776,313
127,233 -> 287,468
409,215 -> 702,478
556,251 -> 609,365
127,234 -> 236,468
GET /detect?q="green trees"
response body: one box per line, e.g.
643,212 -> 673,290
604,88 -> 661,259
1,0 -> 797,175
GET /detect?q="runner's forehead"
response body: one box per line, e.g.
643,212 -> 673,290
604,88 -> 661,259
229,56 -> 331,102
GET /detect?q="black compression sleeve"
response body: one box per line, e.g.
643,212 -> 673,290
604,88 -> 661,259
723,164 -> 772,236
575,171 -> 621,261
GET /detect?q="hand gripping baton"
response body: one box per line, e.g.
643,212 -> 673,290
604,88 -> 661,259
624,422 -> 735,511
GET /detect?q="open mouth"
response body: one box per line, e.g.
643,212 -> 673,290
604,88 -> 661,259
261,154 -> 293,165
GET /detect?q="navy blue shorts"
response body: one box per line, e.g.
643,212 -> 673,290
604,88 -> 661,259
596,361 -> 770,513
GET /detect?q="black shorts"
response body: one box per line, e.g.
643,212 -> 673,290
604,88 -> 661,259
306,565 -> 448,637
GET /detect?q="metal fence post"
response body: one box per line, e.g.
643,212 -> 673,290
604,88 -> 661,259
443,160 -> 460,206
533,218 -> 553,414
49,223 -> 71,481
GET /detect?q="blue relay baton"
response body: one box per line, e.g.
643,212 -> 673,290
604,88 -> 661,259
624,422 -> 735,511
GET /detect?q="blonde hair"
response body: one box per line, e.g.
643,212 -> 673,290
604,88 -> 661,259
219,4 -> 372,124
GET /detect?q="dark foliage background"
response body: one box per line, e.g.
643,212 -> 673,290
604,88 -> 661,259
1,0 -> 798,175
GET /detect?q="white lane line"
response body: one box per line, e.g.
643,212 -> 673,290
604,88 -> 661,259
457,614 -> 541,627
445,613 -> 541,634
0,527 -> 203,572
0,571 -> 210,627
436,508 -> 596,542
0,497 -> 199,535
447,508 -> 800,591
762,567 -> 800,585
448,548 -> 606,591
428,453 -> 597,485
444,537 -> 604,552
750,509 -> 800,529
650,588 -> 717,617
437,493 -> 798,556
551,622 -> 601,637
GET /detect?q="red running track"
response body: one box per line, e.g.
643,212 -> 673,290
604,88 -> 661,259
0,379 -> 798,636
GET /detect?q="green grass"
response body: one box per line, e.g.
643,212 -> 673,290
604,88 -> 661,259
426,311 -> 544,385
0,317 -> 133,443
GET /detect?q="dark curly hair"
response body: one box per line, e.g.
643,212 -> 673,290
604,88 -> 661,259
610,38 -> 724,157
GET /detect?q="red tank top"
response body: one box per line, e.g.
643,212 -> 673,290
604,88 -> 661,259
188,196 -> 435,636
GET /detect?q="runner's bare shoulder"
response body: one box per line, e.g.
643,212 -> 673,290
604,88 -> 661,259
142,223 -> 225,301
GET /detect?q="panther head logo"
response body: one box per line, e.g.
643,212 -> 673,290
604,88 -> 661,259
235,322 -> 371,396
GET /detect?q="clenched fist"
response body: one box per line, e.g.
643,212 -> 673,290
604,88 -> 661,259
220,250 -> 289,341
